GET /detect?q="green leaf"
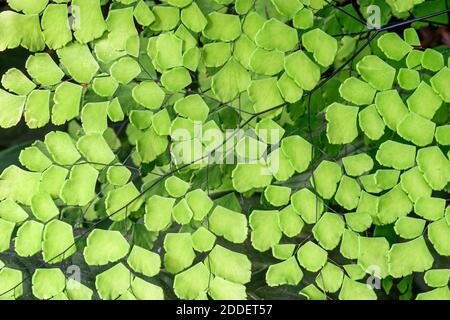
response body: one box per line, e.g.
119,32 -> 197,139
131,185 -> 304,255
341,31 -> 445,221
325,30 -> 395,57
394,216 -> 425,239
81,102 -> 109,134
338,276 -> 377,300
264,185 -> 291,206
356,55 -> 395,91
414,196 -> 445,221
19,146 -> 51,172
191,226 -> 216,252
32,268 -> 65,300
92,76 -> 118,97
278,205 -> 305,237
424,269 -> 450,288
326,103 -> 359,145
249,47 -> 284,76
302,28 -> 337,67
174,94 -> 209,122
406,82 -> 442,120
160,67 -> 192,92
299,284 -> 326,300
24,90 -> 50,128
84,229 -> 130,266
174,263 -> 210,299
51,82 -> 83,125
255,18 -> 298,52
150,5 -> 180,32
285,51 -> 320,91
95,263 -> 133,300
172,198 -> 193,224
41,4 -> 72,49
163,233 -> 195,274
14,220 -> 43,257
397,112 -> 436,147
358,104 -> 386,140
212,58 -> 251,103
181,2 -> 207,32
339,77 -> 376,105
65,279 -> 93,300
0,218 -> 14,253
334,176 -> 361,210
1,68 -> 35,95
207,245 -> 251,284
110,57 -> 141,85
416,146 -> 450,191
430,67 -> 450,103
397,68 -> 420,91
435,125 -> 450,146
134,0 -> 155,26
0,199 -> 28,223
340,229 -> 360,259
44,131 -> 80,165
277,72 -> 303,103
0,165 -> 41,205
342,153 -> 374,177
31,192 -> 59,222
293,8 -> 314,30
291,188 -> 324,224
60,164 -> 98,206
388,236 -> 434,278
312,212 -> 345,250
375,169 -> 400,191
72,0 -> 107,44
416,287 -> 450,300
203,42 -> 232,68
377,185 -> 412,225
0,267 -> 23,300
209,276 -> 247,300
400,167 -> 432,202
186,189 -> 213,221
345,212 -> 372,233
231,162 -> 273,193
297,241 -> 327,272
266,257 -> 303,286
137,128 -> 168,163
421,48 -> 444,72
0,89 -> 25,128
248,77 -> 284,116
316,262 -> 344,293
42,220 -> 76,263
311,160 -> 342,199
144,195 -> 175,231
428,218 -> 450,256
209,205 -> 248,244
40,165 -> 69,199
375,90 -> 409,131
250,209 -> 282,252
280,135 -> 312,173
377,32 -> 412,61
203,12 -> 241,42
357,236 -> 389,278
272,243 -> 295,260
376,140 -> 416,170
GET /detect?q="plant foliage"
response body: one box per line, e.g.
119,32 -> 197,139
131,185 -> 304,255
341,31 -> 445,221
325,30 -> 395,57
0,0 -> 449,300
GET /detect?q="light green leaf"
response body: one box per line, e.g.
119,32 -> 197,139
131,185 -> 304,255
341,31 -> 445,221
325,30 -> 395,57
312,212 -> 345,250
297,241 -> 327,272
84,229 -> 130,266
32,268 -> 65,300
266,257 -> 303,286
209,205 -> 248,244
375,140 -> 416,170
388,236 -> 434,278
